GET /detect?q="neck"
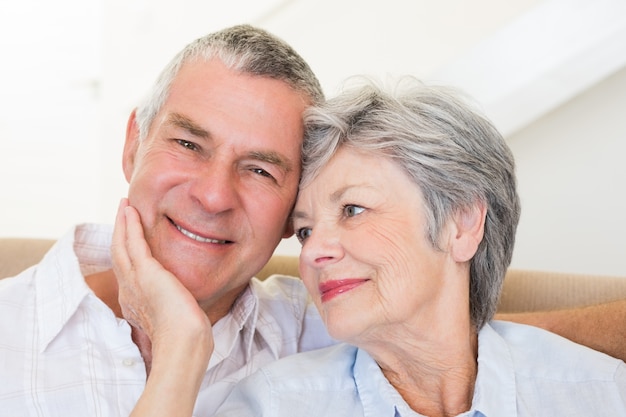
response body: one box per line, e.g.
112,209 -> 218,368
365,322 -> 478,417
84,269 -> 123,317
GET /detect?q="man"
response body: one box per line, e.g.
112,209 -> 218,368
1,24 -> 624,416
1,25 -> 331,416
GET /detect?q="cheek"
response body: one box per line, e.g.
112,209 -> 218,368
127,169 -> 167,208
350,222 -> 413,265
126,160 -> 189,225
129,150 -> 182,192
300,268 -> 318,297
299,266 -> 324,308
350,223 -> 428,290
242,180 -> 298,232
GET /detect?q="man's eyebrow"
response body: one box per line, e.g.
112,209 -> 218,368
248,150 -> 294,173
166,112 -> 210,139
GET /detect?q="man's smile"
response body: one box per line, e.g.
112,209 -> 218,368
170,218 -> 232,244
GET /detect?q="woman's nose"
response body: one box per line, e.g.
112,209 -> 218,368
299,224 -> 344,268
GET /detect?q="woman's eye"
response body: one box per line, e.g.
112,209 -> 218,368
295,227 -> 312,243
176,139 -> 198,151
343,205 -> 365,217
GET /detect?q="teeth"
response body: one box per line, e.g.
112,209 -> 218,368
176,225 -> 227,244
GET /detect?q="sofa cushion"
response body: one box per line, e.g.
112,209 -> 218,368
0,238 -> 55,279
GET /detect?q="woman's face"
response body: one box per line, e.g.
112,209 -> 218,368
293,146 -> 459,345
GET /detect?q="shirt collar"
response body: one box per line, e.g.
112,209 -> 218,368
208,283 -> 259,369
353,323 -> 517,417
211,277 -> 290,365
353,348 -> 406,417
35,224 -> 114,352
471,322 -> 517,417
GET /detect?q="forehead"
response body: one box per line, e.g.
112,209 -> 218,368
293,146 -> 426,225
161,59 -> 308,155
322,147 -> 398,179
302,146 -> 415,198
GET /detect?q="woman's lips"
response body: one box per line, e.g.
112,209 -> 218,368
318,279 -> 368,302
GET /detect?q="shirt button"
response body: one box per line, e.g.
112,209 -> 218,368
122,358 -> 135,366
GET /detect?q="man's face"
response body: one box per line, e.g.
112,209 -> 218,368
122,59 -> 307,320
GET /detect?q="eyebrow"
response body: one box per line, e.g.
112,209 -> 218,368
166,112 -> 210,139
166,112 -> 294,174
291,184 -> 360,222
248,150 -> 294,173
329,185 -> 354,203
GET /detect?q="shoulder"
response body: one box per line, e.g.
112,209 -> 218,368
0,224 -> 97,333
240,344 -> 357,396
218,344 -> 360,416
250,274 -> 320,324
490,320 -> 626,381
250,274 -> 308,301
0,265 -> 37,308
486,321 -> 626,413
248,275 -> 334,354
249,275 -> 311,318
262,343 -> 356,382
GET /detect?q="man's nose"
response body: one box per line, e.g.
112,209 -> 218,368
189,163 -> 240,214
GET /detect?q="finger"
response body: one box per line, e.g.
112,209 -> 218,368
111,198 -> 131,275
122,204 -> 154,269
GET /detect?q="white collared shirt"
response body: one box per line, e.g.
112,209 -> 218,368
0,224 -> 334,416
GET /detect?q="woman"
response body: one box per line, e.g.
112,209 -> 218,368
117,77 -> 626,416
215,77 -> 626,416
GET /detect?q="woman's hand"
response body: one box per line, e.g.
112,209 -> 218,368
112,198 -> 213,416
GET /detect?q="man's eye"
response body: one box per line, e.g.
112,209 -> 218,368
251,168 -> 276,181
176,139 -> 198,151
251,168 -> 270,177
295,227 -> 312,243
343,205 -> 365,217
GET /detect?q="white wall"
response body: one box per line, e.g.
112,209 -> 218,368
1,0 -> 624,276
0,0 -> 103,238
508,66 -> 626,276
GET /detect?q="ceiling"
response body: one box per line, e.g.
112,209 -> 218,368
431,0 -> 626,136
255,0 -> 626,136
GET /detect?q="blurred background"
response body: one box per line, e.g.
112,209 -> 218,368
0,0 -> 624,275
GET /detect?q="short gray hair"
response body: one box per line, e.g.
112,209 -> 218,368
135,24 -> 324,139
302,76 -> 521,330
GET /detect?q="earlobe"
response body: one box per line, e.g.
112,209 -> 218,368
122,109 -> 140,182
282,221 -> 295,239
450,202 -> 487,263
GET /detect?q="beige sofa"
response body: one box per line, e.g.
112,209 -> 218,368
2,237 -> 626,313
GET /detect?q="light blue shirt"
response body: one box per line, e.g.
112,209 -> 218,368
216,321 -> 626,416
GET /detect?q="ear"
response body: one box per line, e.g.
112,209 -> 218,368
449,201 -> 487,263
122,109 -> 141,183
282,219 -> 295,239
